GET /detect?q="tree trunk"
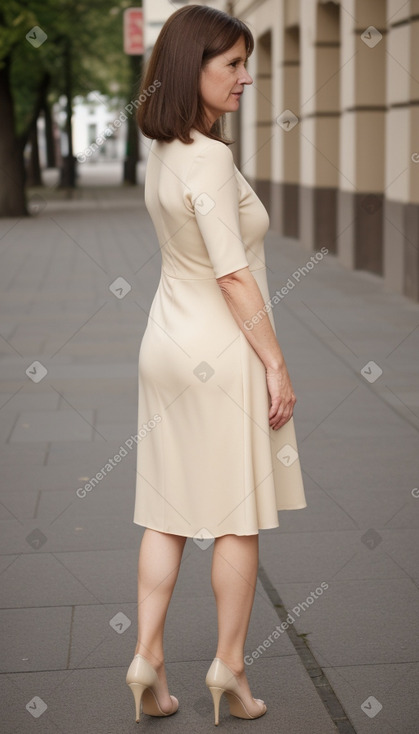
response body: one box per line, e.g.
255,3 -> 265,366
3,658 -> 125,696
26,120 -> 43,187
43,98 -> 56,168
59,37 -> 76,187
123,55 -> 142,185
0,57 -> 27,217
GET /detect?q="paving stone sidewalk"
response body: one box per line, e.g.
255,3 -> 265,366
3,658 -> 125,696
0,166 -> 418,733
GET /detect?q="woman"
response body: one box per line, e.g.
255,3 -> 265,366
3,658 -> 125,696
126,4 -> 307,727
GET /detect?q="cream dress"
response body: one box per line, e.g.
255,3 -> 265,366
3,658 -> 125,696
133,128 -> 307,538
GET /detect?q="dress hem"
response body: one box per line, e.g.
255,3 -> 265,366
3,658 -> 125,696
132,505 -> 307,539
132,520 -> 267,537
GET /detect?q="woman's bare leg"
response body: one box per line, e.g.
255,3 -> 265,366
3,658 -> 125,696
211,533 -> 260,705
134,528 -> 186,709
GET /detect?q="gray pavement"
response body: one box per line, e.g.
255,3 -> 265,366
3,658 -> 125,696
1,163 -> 418,733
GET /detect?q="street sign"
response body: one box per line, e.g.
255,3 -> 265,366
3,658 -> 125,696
123,7 -> 144,55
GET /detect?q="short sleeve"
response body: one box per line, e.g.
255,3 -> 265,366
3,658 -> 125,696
185,142 -> 249,279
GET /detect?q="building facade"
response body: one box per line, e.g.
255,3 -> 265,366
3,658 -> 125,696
143,0 -> 179,54
71,93 -> 126,164
183,0 -> 419,302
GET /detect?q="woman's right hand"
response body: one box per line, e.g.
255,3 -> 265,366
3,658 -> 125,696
266,363 -> 296,430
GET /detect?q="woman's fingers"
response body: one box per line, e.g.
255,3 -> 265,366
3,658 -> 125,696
266,370 -> 297,429
271,408 -> 292,430
269,400 -> 286,426
270,404 -> 292,429
268,394 -> 280,418
266,369 -> 296,426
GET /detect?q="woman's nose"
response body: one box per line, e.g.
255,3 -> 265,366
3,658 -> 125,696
239,68 -> 253,85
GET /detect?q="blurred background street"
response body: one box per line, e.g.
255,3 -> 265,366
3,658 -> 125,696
1,1 -> 419,732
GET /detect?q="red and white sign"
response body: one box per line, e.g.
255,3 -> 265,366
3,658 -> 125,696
124,8 -> 144,55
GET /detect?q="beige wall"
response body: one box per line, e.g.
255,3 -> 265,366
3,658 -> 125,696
189,0 -> 419,301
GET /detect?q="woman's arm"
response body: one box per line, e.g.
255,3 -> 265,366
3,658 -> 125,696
217,266 -> 296,430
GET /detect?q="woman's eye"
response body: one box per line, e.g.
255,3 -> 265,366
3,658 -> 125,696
229,60 -> 248,69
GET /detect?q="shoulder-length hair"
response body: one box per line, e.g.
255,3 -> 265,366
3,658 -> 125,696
137,4 -> 254,144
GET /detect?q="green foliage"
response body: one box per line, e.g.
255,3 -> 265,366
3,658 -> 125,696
1,0 -> 138,136
0,2 -> 37,63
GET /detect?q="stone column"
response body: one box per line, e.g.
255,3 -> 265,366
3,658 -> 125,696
384,0 -> 419,301
254,30 -> 273,213
280,23 -> 301,237
338,0 -> 386,274
298,0 -> 340,253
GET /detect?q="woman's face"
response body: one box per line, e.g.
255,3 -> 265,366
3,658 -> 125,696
200,36 -> 253,126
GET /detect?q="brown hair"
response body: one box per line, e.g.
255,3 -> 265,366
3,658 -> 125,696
136,4 -> 254,144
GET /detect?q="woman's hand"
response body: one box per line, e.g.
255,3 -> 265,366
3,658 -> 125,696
266,363 -> 296,430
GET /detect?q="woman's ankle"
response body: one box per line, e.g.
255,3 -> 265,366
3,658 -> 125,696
134,645 -> 165,668
215,651 -> 245,676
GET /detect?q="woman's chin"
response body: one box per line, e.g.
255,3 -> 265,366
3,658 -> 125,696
226,99 -> 241,112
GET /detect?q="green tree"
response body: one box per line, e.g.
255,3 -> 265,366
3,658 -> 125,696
0,0 -> 134,216
0,2 -> 36,216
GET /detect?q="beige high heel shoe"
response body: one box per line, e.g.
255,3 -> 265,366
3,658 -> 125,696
205,658 -> 267,726
126,653 -> 179,723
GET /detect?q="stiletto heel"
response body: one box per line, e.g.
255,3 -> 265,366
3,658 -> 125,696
205,658 -> 267,725
126,653 -> 179,723
127,682 -> 147,723
208,686 -> 224,726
